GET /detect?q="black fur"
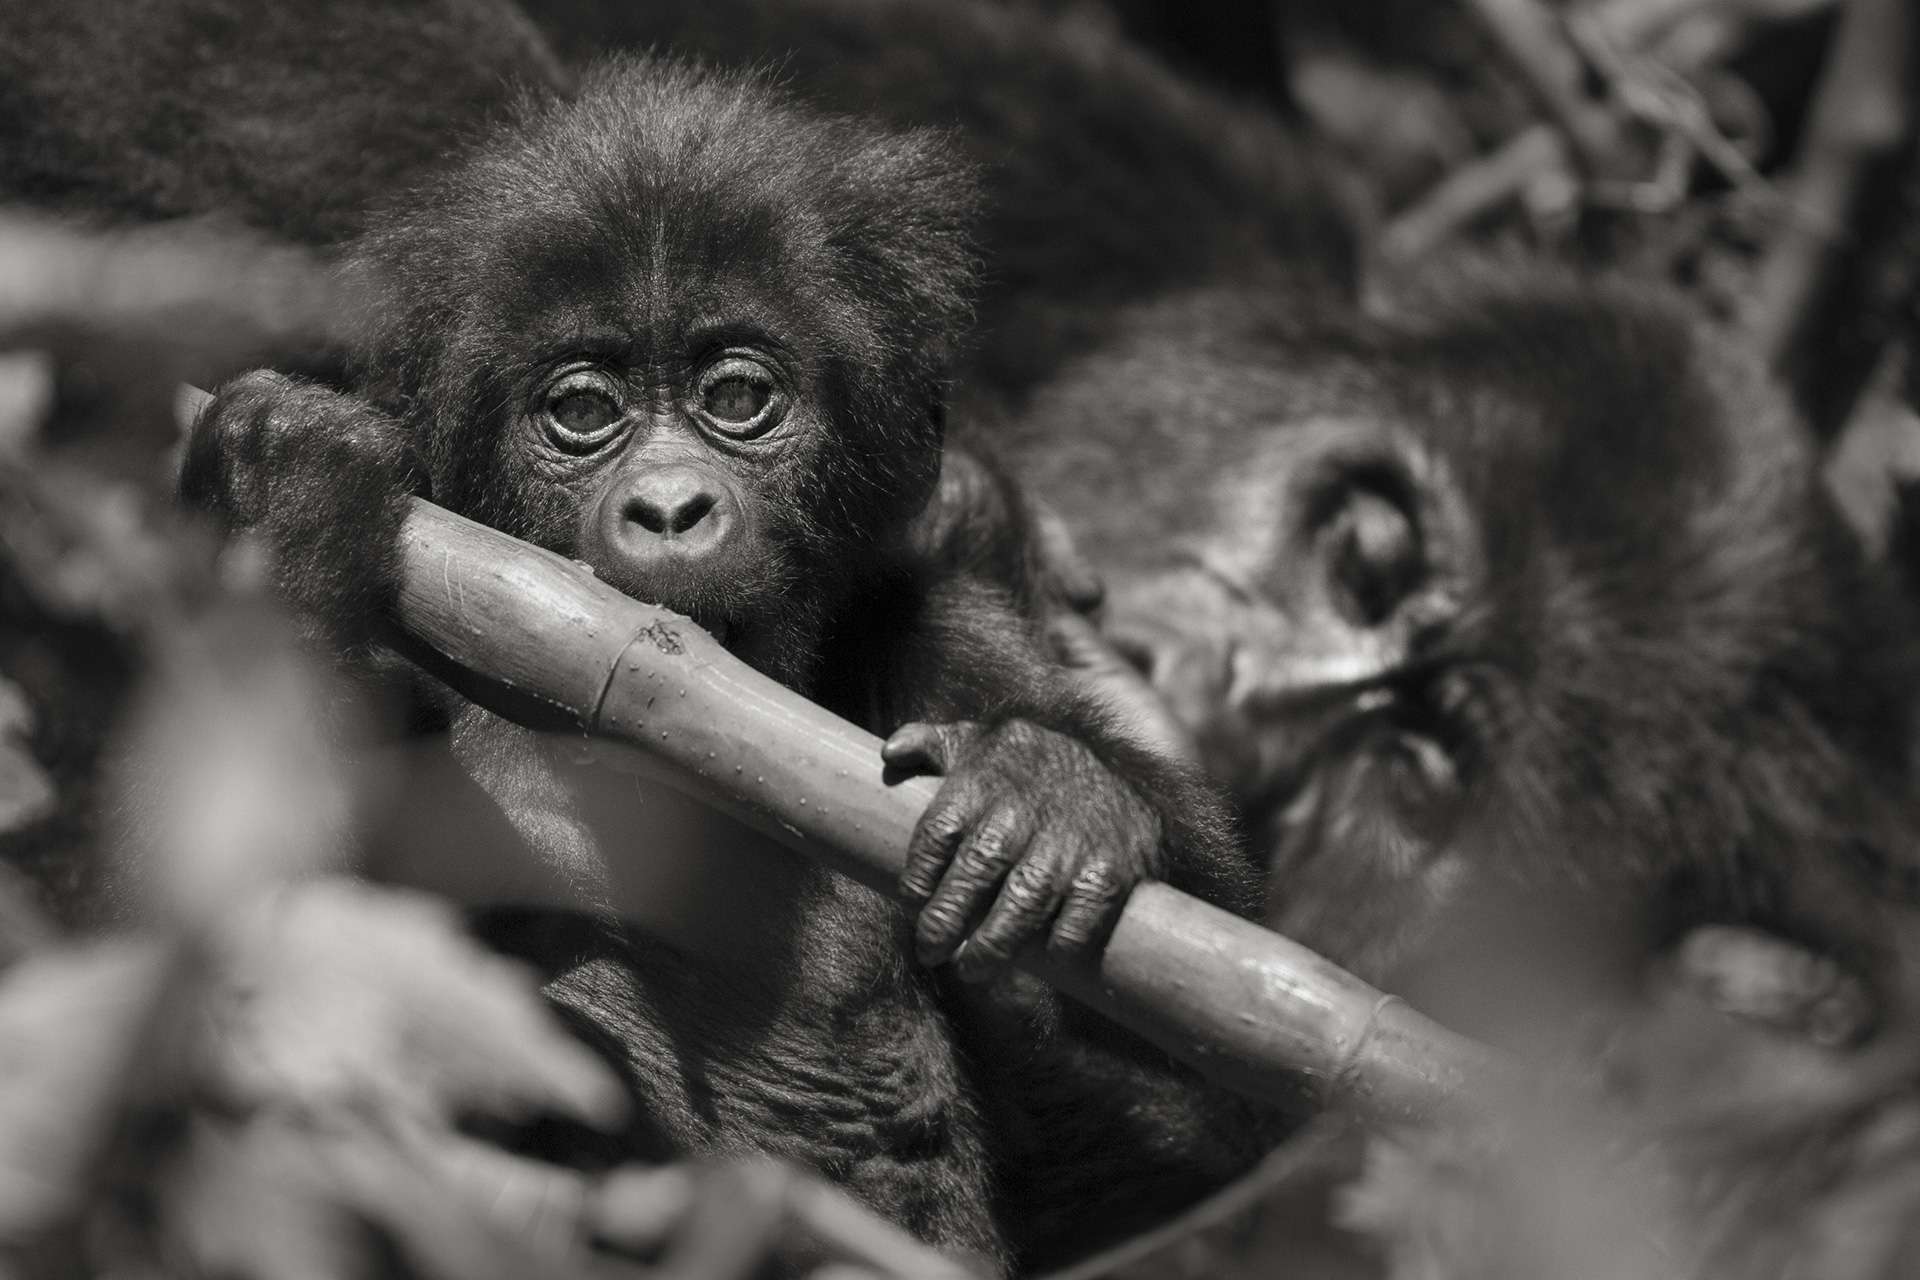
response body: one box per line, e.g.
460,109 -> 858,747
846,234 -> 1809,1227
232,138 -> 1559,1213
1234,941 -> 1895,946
0,0 -> 566,245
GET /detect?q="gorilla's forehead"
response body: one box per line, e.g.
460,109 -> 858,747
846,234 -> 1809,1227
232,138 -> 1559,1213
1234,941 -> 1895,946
460,187 -> 870,367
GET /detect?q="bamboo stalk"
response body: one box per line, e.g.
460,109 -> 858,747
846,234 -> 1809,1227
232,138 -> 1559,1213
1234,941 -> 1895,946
390,497 -> 1497,1123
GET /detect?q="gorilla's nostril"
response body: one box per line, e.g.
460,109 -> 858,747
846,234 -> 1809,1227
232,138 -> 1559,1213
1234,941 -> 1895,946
630,498 -> 666,535
667,491 -> 716,534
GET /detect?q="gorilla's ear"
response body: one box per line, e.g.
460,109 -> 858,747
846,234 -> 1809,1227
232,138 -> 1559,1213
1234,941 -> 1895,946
823,124 -> 981,378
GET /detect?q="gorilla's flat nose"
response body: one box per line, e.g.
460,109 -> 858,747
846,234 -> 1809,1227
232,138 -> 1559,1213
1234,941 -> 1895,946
599,464 -> 742,574
626,466 -> 721,536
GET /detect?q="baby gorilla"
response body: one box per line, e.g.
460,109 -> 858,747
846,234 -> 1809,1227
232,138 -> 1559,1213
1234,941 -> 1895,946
177,58 -> 1246,1269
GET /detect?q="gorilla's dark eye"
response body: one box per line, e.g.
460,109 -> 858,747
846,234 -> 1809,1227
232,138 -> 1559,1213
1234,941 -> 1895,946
543,375 -> 625,450
696,357 -> 783,438
706,377 -> 768,422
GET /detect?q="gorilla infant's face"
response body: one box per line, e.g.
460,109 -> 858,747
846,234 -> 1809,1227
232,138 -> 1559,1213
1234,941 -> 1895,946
353,59 -> 974,689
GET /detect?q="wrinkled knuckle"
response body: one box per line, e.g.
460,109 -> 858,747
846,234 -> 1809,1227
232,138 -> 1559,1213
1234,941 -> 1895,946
1050,915 -> 1102,953
897,863 -> 938,902
1001,857 -> 1055,909
957,825 -> 1015,877
919,804 -> 970,846
1069,861 -> 1122,904
1008,850 -> 1053,889
1049,900 -> 1111,953
916,901 -> 966,946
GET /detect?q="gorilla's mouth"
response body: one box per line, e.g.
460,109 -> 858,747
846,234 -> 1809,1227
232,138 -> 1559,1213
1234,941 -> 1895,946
1136,629 -> 1472,852
1261,675 -> 1466,840
635,590 -> 825,693
1099,552 -> 1480,850
591,567 -> 740,651
1208,665 -> 1411,815
592,556 -> 812,667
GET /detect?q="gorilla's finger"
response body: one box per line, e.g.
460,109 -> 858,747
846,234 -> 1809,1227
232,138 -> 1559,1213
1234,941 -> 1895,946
953,850 -> 1064,982
915,808 -> 1032,966
1050,861 -> 1128,955
898,781 -> 982,905
880,721 -> 976,777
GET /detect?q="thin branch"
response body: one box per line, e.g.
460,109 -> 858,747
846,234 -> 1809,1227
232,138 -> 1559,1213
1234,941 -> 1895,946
1463,0 -> 1623,171
1382,124 -> 1568,265
0,214 -> 347,366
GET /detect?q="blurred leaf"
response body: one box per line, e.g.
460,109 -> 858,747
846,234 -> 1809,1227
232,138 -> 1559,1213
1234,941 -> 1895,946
0,938 -> 175,1239
0,678 -> 54,838
589,1159 -> 983,1280
164,1113 -> 604,1280
196,878 -> 626,1134
0,350 -> 51,459
109,603 -> 354,924
162,1117 -> 369,1280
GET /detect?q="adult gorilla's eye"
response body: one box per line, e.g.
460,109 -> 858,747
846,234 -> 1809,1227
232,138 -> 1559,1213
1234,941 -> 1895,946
544,375 -> 624,450
697,357 -> 783,437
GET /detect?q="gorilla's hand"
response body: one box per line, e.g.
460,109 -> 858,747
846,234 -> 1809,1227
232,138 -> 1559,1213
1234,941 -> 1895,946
883,719 -> 1163,981
180,370 -> 418,647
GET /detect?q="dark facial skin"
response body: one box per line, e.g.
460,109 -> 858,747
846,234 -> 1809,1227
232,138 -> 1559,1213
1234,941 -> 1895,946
545,351 -> 783,592
504,324 -> 837,687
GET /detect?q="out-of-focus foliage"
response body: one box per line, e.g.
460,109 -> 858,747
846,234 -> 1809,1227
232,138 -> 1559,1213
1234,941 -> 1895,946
1063,922 -> 1920,1280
